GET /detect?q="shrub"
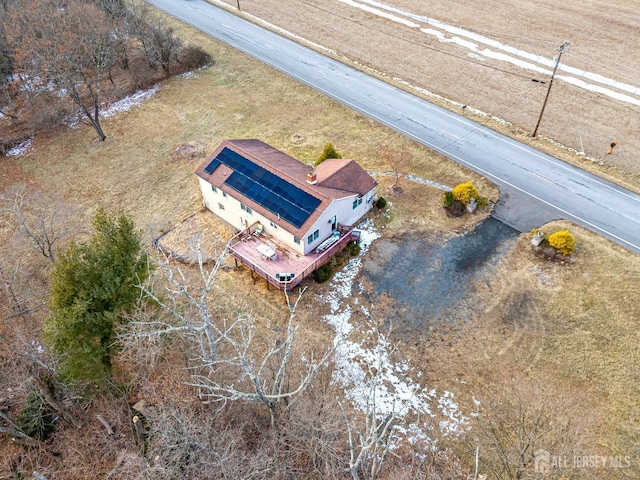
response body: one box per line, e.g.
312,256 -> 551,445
441,190 -> 455,207
313,263 -> 333,283
347,241 -> 361,256
375,197 -> 387,209
452,181 -> 479,205
476,196 -> 489,209
314,142 -> 342,166
178,45 -> 213,71
17,392 -> 56,441
547,230 -> 575,256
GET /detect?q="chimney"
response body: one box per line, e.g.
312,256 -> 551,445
307,170 -> 317,185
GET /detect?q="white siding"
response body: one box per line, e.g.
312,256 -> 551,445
199,178 -> 376,257
266,217 -> 305,256
199,178 -> 306,255
300,186 -> 376,255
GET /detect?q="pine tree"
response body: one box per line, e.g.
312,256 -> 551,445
44,209 -> 148,383
314,142 -> 342,166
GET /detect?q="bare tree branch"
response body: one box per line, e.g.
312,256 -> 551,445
132,237 -> 233,366
338,334 -> 412,480
187,289 -> 334,427
0,185 -> 78,262
126,235 -> 333,428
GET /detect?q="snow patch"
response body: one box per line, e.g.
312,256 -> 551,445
180,63 -> 213,79
321,219 -> 471,447
6,138 -> 33,157
64,85 -> 159,129
102,85 -> 159,119
31,339 -> 45,354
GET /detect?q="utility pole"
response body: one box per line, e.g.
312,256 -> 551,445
236,0 -> 241,10
531,41 -> 570,138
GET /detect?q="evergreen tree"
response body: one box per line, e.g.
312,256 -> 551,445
314,142 -> 342,166
44,209 -> 148,383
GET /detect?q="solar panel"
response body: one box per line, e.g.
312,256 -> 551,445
204,159 -> 221,174
211,147 -> 321,228
225,172 -> 315,228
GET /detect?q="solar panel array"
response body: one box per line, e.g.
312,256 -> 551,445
204,159 -> 220,174
204,147 -> 321,228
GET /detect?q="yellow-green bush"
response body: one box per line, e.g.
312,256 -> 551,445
476,196 -> 489,209
547,229 -> 575,256
452,181 -> 479,205
441,190 -> 455,207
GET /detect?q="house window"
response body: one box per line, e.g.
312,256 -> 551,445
294,236 -> 300,245
307,234 -> 313,245
222,191 -> 227,198
358,197 -> 363,206
240,203 -> 252,215
218,203 -> 225,210
352,199 -> 358,209
211,185 -> 217,193
269,221 -> 278,230
313,230 -> 319,240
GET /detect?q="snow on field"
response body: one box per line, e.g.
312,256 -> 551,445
322,219 -> 471,446
63,85 -> 159,130
371,171 -> 449,191
102,85 -> 159,119
180,62 -> 214,79
6,138 -> 33,157
9,64 -> 214,156
339,0 -> 640,107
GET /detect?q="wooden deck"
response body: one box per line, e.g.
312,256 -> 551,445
229,224 -> 357,291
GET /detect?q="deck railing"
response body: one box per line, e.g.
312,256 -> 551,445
296,230 -> 355,285
229,224 -> 357,291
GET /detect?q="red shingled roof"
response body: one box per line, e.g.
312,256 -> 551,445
314,158 -> 377,196
195,139 -> 377,236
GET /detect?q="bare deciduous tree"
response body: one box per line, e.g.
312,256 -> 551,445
380,142 -> 411,189
6,0 -> 121,141
0,185 -> 79,262
128,4 -> 182,77
139,403 -> 274,480
339,343 -> 412,480
129,237 -> 332,428
187,288 -> 332,427
465,378 -> 588,480
0,225 -> 50,321
132,238 -> 233,367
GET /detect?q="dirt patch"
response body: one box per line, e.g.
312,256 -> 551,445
171,141 -> 208,161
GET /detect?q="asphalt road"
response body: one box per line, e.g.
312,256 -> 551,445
146,0 -> 640,254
